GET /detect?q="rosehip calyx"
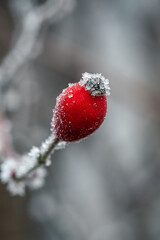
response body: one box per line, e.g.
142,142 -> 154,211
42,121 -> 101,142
52,72 -> 110,142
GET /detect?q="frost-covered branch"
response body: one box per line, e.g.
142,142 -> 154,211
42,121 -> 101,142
0,0 -> 75,196
1,134 -> 66,196
0,0 -> 75,91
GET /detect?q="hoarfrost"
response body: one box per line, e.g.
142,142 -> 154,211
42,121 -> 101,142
40,134 -> 55,155
54,141 -> 67,150
68,94 -> 73,98
80,72 -> 110,96
0,132 -> 67,195
7,180 -> 25,196
68,83 -> 74,87
45,157 -> 52,167
27,167 -> 47,190
0,158 -> 18,183
15,147 -> 40,178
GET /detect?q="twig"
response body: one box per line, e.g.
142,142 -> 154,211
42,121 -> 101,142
0,0 -> 73,90
0,0 -> 74,195
13,135 -> 60,181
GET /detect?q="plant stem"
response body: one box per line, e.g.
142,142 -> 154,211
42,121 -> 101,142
14,135 -> 60,181
39,137 -> 60,164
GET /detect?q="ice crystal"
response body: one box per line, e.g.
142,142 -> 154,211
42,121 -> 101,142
68,94 -> 73,98
68,83 -> 74,87
0,158 -> 18,183
54,141 -> 67,150
27,167 -> 47,190
45,157 -> 52,167
0,157 -> 48,195
40,134 -> 55,155
80,72 -> 110,96
15,146 -> 40,178
7,180 -> 25,196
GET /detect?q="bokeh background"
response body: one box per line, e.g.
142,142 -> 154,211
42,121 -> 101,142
0,0 -> 160,239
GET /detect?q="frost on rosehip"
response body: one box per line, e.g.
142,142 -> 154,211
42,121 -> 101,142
80,72 -> 110,96
52,72 -> 110,142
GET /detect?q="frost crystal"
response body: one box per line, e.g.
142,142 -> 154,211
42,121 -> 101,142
0,158 -> 18,183
1,158 -> 26,196
45,157 -> 52,167
68,94 -> 73,98
15,146 -> 40,178
27,167 -> 47,190
7,180 -> 25,196
40,134 -> 55,155
54,141 -> 67,150
80,72 -> 110,96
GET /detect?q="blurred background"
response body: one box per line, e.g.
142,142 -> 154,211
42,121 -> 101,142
0,0 -> 160,239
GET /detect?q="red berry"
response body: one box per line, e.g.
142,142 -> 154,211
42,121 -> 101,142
52,73 -> 110,142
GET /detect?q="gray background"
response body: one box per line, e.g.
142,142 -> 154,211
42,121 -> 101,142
0,0 -> 160,239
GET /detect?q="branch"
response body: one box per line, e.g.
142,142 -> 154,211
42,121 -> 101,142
0,133 -> 66,196
0,0 -> 74,90
0,0 -> 74,196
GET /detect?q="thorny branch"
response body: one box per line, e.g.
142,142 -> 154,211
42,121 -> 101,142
0,0 -> 74,195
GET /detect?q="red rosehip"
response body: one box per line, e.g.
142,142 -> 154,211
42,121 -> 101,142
52,73 -> 110,142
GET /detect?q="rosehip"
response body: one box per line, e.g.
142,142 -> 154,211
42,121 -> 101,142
51,73 -> 110,142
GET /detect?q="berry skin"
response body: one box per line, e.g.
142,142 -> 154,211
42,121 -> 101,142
52,73 -> 110,142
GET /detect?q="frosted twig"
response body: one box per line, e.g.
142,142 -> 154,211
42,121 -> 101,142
0,134 -> 66,196
0,0 -> 74,195
0,0 -> 74,90
0,0 -> 74,155
15,134 -> 60,180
